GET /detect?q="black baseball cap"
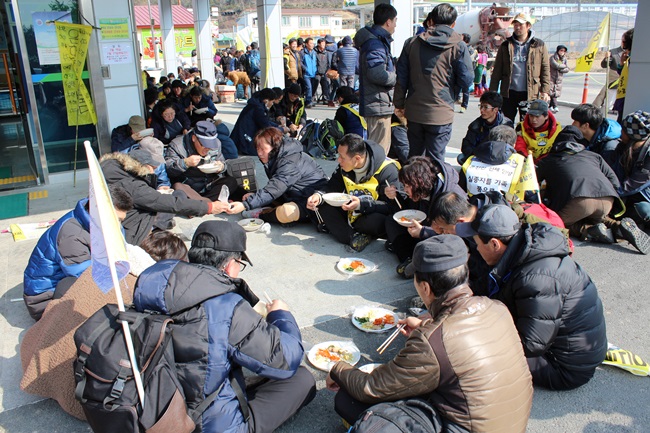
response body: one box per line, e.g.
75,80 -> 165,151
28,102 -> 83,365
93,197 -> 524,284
129,149 -> 161,168
405,235 -> 468,275
455,204 -> 521,238
191,221 -> 252,266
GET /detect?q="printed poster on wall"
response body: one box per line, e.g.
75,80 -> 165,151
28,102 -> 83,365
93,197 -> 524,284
55,22 -> 97,126
99,18 -> 130,40
140,28 -> 196,59
102,43 -> 132,64
32,11 -> 73,65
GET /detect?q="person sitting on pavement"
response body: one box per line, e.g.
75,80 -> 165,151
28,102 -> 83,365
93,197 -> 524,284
460,125 -> 527,199
536,126 -> 624,247
326,235 -> 533,432
230,87 -> 284,156
166,120 -> 242,203
612,110 -> 650,237
130,136 -> 172,191
227,127 -> 328,225
134,221 -> 317,433
456,204 -> 608,390
515,99 -> 562,162
279,83 -> 307,138
458,91 -> 514,164
384,156 -> 466,278
307,134 -> 400,252
22,186 -> 133,321
20,230 -> 187,419
182,85 -> 218,126
388,113 -> 409,165
150,99 -> 191,145
111,115 -> 148,153
334,86 -> 367,138
571,103 -> 622,170
101,149 -> 229,245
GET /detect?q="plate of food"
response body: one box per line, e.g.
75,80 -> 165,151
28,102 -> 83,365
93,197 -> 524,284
139,128 -> 154,137
351,306 -> 398,333
336,258 -> 376,276
238,218 -> 264,232
322,193 -> 352,207
194,107 -> 209,114
307,341 -> 360,372
198,161 -> 224,174
393,210 -> 427,227
358,363 -> 382,373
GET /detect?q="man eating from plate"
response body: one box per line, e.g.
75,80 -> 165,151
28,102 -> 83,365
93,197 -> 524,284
165,120 -> 243,203
306,133 -> 400,252
326,235 -> 533,432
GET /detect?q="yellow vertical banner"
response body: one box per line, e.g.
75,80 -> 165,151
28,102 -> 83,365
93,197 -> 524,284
575,13 -> 610,73
55,22 -> 97,126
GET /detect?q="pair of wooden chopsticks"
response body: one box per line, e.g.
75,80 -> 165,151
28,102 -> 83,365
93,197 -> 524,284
314,208 -> 324,225
385,180 -> 402,209
376,323 -> 406,354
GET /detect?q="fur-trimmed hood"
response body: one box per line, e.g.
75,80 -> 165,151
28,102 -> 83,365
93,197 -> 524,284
100,152 -> 152,180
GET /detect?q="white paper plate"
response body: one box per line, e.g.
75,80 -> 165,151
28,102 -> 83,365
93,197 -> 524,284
238,218 -> 264,232
336,258 -> 376,276
358,363 -> 382,373
322,193 -> 352,207
139,128 -> 154,137
351,306 -> 398,333
393,210 -> 427,227
198,162 -> 222,174
307,341 -> 360,372
194,107 -> 209,114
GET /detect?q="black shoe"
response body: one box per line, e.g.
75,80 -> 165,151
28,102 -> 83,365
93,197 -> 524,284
618,217 -> 650,254
317,222 -> 329,234
385,240 -> 395,252
396,258 -> 412,279
585,223 -> 615,244
347,232 -> 372,252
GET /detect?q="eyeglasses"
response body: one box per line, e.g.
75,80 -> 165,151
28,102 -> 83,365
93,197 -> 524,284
234,259 -> 247,272
478,105 -> 496,111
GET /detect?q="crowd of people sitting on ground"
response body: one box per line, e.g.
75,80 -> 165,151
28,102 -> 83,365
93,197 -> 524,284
20,2 -> 649,432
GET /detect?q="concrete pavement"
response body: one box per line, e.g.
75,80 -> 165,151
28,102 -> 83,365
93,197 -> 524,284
0,98 -> 648,433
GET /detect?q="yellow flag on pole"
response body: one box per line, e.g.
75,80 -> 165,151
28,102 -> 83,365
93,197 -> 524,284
514,153 -> 540,200
575,13 -> 610,73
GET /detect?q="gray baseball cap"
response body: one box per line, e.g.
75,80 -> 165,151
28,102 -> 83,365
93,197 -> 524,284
405,235 -> 468,275
527,99 -> 549,116
455,205 -> 521,238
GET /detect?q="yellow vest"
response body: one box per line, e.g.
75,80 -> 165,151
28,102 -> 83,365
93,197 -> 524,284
520,123 -> 562,160
291,98 -> 305,126
341,103 -> 367,130
462,153 -> 526,199
342,159 -> 399,223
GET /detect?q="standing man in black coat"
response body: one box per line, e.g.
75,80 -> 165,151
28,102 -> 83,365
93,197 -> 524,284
456,205 -> 608,391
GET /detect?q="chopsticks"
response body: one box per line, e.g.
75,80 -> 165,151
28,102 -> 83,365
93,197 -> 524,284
263,291 -> 273,304
385,180 -> 402,210
376,323 -> 406,355
314,208 -> 324,225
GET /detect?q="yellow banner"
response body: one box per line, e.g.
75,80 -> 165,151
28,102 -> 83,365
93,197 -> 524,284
514,153 -> 540,198
575,13 -> 610,73
616,59 -> 629,100
602,344 -> 649,377
55,22 -> 97,126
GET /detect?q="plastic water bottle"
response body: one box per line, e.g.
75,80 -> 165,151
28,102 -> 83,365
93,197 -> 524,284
218,185 -> 229,203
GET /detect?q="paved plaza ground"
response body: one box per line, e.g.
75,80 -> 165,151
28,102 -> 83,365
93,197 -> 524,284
0,80 -> 648,432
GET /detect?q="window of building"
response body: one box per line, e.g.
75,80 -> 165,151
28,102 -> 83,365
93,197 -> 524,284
333,19 -> 341,26
320,16 -> 329,26
299,16 -> 311,28
282,16 -> 290,26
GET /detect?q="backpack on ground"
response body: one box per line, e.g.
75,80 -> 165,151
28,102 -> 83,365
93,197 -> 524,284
299,120 -> 337,160
73,304 -> 221,433
319,118 -> 344,156
350,399 -> 443,433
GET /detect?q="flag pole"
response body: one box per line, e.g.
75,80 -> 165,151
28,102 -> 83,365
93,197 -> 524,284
604,13 -> 611,115
84,140 -> 145,407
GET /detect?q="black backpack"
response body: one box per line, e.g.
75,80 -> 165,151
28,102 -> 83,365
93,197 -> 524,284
319,119 -> 344,156
299,119 -> 340,160
350,399 -> 443,433
73,304 -> 221,433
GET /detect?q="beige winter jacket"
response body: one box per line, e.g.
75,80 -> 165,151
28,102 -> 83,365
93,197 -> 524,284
330,285 -> 533,433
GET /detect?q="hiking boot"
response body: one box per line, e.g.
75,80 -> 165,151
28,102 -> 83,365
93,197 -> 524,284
242,207 -> 272,219
585,223 -> 615,244
618,217 -> 650,254
347,232 -> 372,252
396,258 -> 412,279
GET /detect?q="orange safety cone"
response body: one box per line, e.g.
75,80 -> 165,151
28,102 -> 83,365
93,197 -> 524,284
581,73 -> 589,104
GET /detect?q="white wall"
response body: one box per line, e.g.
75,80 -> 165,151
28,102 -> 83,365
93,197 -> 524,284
623,1 -> 648,114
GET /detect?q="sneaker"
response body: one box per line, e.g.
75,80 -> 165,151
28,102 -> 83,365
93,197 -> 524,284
396,258 -> 412,279
347,232 -> 372,252
618,217 -> 650,254
585,223 -> 615,244
242,207 -> 272,219
459,106 -> 466,113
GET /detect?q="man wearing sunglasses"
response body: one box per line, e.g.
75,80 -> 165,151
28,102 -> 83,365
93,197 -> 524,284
458,91 -> 514,164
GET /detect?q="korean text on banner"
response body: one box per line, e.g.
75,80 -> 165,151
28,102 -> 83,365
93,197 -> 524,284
55,22 -> 97,126
84,141 -> 130,293
575,13 -> 610,73
515,153 -> 540,196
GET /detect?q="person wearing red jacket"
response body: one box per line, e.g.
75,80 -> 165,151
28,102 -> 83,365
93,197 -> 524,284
514,99 -> 562,163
